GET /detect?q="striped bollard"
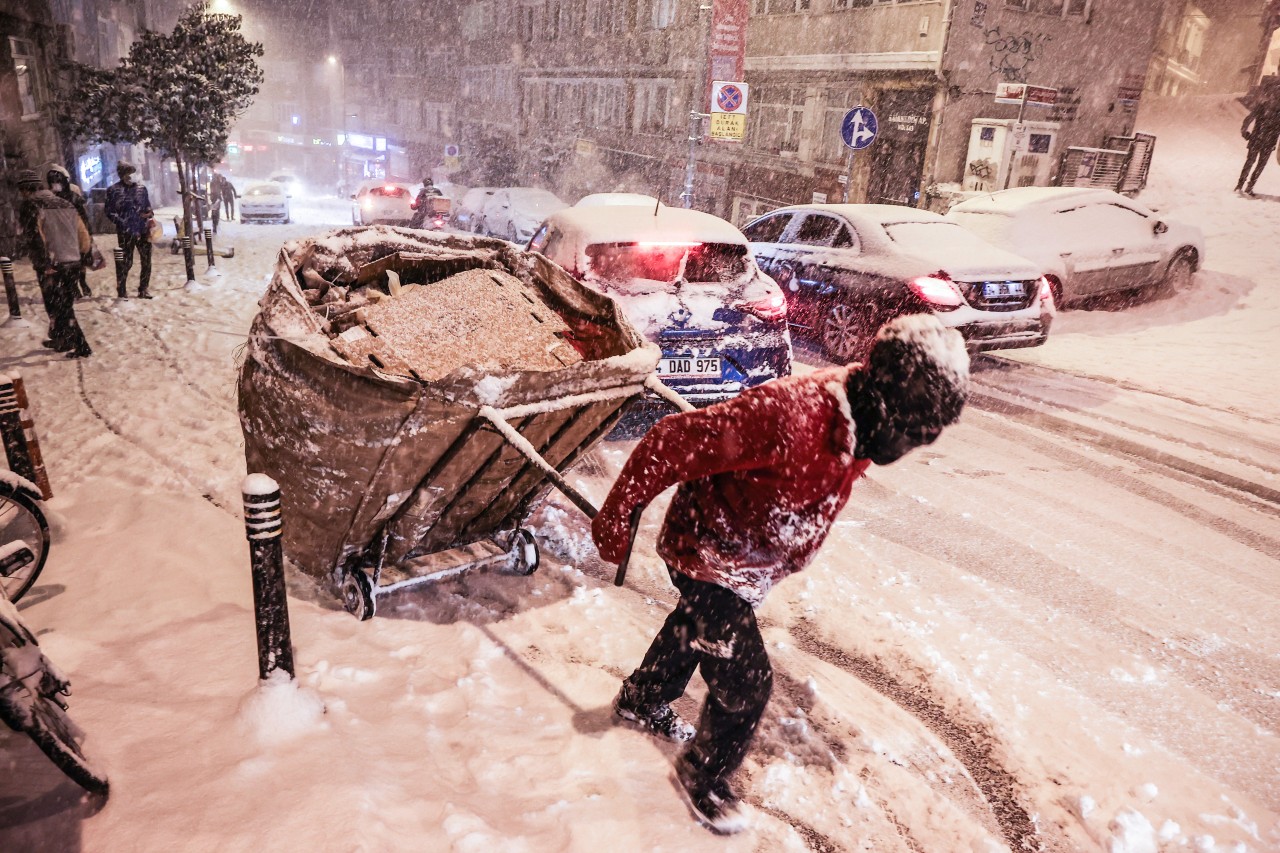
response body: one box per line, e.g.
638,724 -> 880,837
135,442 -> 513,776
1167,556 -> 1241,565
1,257 -> 27,327
181,231 -> 196,284
113,247 -> 126,297
243,474 -> 294,680
203,226 -> 216,270
11,376 -> 52,499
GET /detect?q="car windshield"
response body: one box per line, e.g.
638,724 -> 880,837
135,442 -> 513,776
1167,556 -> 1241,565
945,210 -> 1018,246
884,220 -> 999,253
246,185 -> 281,197
584,242 -> 748,288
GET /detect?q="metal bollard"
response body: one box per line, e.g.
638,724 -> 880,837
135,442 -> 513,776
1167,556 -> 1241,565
1,257 -> 23,322
181,231 -> 196,284
113,246 -> 126,296
0,376 -> 35,485
203,226 -> 215,269
11,376 -> 52,499
242,474 -> 295,680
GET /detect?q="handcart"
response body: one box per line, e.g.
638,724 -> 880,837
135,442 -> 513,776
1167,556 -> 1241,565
238,226 -> 676,619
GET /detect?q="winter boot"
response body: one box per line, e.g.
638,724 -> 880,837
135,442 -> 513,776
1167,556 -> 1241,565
673,752 -> 748,835
613,684 -> 695,743
137,290 -> 153,299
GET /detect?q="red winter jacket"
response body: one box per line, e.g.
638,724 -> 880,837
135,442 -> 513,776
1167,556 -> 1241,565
593,366 -> 871,606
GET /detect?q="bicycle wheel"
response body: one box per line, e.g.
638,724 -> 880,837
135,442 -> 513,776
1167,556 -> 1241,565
26,694 -> 110,795
0,620 -> 109,796
0,486 -> 50,603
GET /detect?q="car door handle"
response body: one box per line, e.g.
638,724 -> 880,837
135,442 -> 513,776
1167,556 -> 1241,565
1112,248 -> 1125,254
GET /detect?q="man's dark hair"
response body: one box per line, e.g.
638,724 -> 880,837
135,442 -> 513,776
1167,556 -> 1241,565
848,314 -> 969,433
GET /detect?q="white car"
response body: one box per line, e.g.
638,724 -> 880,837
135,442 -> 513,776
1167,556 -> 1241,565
476,188 -> 567,244
351,180 -> 416,226
240,182 -> 290,224
452,187 -> 497,232
575,193 -> 662,208
945,187 -> 1204,306
266,170 -> 301,198
744,204 -> 1054,361
529,205 -> 792,422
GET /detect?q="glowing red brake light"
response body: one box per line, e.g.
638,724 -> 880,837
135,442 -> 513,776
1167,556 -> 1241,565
636,241 -> 700,249
738,293 -> 788,322
908,275 -> 964,311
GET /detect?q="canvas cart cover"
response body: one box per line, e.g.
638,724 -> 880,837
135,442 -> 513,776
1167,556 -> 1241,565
238,226 -> 656,580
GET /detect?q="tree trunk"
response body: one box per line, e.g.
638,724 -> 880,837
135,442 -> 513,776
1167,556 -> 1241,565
175,151 -> 196,283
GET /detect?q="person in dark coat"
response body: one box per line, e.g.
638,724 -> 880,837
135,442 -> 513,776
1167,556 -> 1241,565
217,171 -> 238,220
45,165 -> 92,298
408,176 -> 444,229
1237,98 -> 1280,196
591,313 -> 969,834
104,161 -> 154,298
16,170 -> 93,358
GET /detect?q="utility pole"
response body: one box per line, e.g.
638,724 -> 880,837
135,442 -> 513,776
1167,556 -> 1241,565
681,2 -> 713,209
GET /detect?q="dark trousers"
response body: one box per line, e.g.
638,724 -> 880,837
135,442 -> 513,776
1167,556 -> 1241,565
46,264 -> 90,355
625,572 -> 773,783
117,232 -> 151,296
223,195 -> 235,219
1237,142 -> 1276,192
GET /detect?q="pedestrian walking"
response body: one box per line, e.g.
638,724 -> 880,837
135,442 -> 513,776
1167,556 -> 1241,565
45,165 -> 92,298
1237,96 -> 1280,196
104,161 -> 154,298
207,174 -> 221,235
15,170 -> 93,358
591,313 -> 969,834
217,171 -> 238,220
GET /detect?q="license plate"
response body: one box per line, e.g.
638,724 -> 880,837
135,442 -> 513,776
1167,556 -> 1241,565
983,281 -> 1026,298
659,357 -> 721,378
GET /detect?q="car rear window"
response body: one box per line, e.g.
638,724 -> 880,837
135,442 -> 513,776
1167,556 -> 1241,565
370,185 -> 409,198
884,220 -> 1000,254
585,242 -> 748,287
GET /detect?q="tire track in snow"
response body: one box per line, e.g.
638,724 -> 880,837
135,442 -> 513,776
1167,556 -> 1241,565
786,620 -> 1043,853
74,361 -> 233,514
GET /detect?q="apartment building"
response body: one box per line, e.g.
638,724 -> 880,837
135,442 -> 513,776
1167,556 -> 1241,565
449,0 -> 1169,222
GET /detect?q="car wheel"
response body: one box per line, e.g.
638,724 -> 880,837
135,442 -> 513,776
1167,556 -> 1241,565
472,218 -> 485,235
821,303 -> 869,364
1160,252 -> 1195,296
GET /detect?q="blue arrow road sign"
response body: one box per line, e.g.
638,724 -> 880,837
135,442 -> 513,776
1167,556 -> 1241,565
841,106 -> 879,151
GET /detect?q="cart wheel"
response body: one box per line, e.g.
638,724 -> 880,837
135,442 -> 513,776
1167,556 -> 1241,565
508,529 -> 539,576
340,570 -> 376,621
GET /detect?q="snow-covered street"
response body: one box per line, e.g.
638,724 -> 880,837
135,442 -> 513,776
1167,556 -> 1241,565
0,99 -> 1277,852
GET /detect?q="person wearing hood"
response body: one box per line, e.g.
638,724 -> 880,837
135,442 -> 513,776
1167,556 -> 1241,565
591,313 -> 969,834
46,165 -> 91,298
15,169 -> 93,358
104,161 -> 154,298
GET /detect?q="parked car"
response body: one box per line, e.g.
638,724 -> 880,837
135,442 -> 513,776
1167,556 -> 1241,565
945,187 -> 1204,307
575,193 -> 662,208
267,170 -> 301,198
239,182 -> 291,224
477,188 -> 568,244
529,205 -> 792,425
743,204 -> 1054,363
351,180 -> 416,226
451,187 -> 497,232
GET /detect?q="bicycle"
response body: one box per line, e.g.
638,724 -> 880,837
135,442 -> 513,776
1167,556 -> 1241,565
0,476 -> 50,604
0,478 -> 109,795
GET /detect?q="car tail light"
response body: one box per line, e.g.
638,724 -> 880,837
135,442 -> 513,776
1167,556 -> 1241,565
738,294 -> 788,322
908,274 -> 964,311
432,215 -> 446,228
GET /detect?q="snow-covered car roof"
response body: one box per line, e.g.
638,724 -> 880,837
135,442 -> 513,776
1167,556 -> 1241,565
765,203 -> 945,228
948,186 -> 1136,216
544,205 -> 749,247
575,193 -> 662,208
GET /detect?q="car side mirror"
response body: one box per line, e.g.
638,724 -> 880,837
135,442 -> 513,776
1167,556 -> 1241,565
1153,220 -> 1168,235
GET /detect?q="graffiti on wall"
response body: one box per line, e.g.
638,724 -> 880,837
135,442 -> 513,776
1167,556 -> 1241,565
980,25 -> 1053,82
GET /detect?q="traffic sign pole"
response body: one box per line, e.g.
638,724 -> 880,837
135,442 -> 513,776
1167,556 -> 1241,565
839,106 -> 879,203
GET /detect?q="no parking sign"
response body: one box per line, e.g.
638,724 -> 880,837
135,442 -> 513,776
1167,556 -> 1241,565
710,81 -> 749,143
